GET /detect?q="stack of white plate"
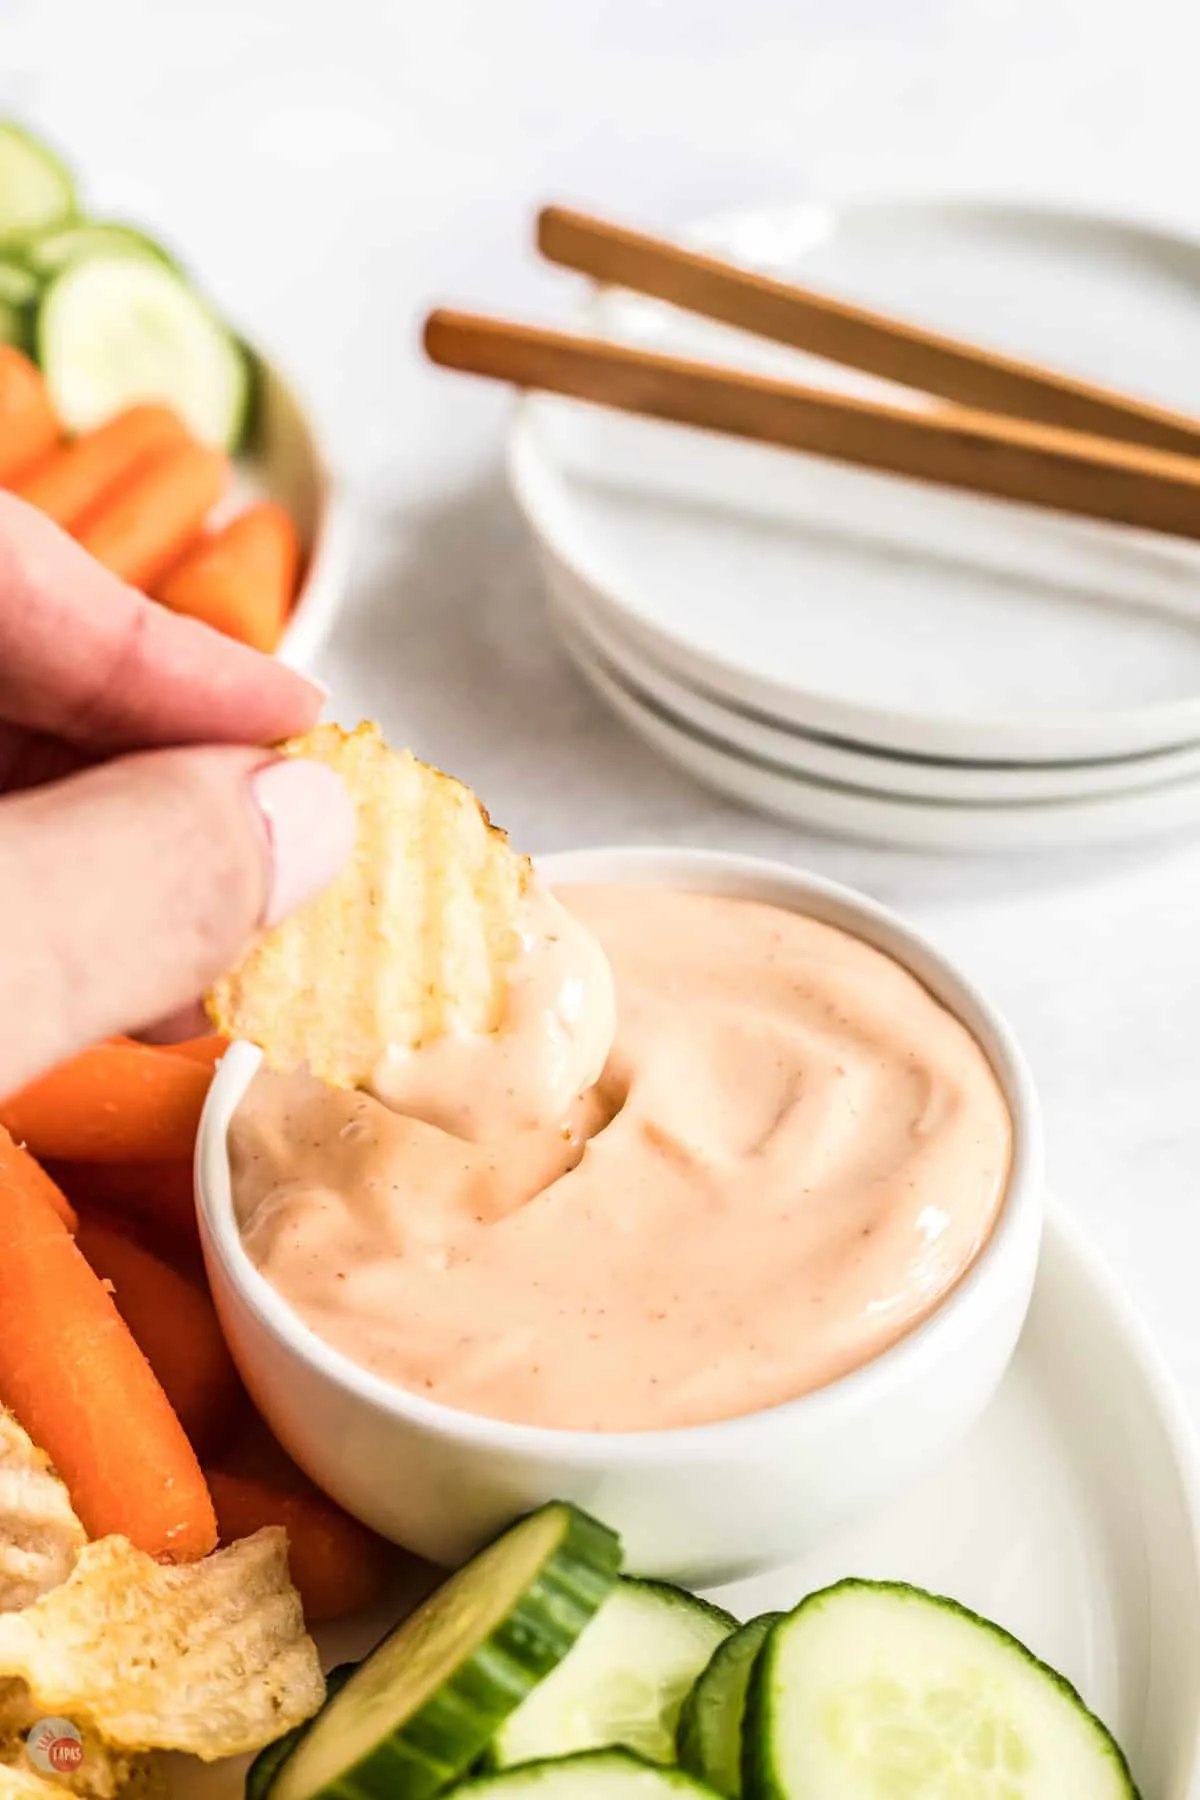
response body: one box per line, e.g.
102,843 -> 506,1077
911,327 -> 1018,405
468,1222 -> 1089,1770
508,194 -> 1200,852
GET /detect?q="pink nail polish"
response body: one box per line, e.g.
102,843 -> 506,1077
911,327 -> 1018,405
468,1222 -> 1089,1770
251,759 -> 356,926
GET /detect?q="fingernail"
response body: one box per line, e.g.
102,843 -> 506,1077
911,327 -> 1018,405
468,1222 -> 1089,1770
251,759 -> 356,927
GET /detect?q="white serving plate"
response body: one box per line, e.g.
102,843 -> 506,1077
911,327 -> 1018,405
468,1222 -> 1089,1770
234,355 -> 351,672
509,195 -> 1200,765
171,1203 -> 1200,1800
545,546 -> 1200,804
555,603 -> 1200,851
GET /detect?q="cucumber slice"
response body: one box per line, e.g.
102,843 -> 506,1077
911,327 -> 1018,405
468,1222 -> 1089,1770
458,1749 -> 722,1800
37,253 -> 250,448
676,1614 -> 780,1798
489,1578 -> 737,1769
266,1503 -> 620,1800
247,1664 -> 358,1800
0,258 -> 38,349
0,123 -> 75,242
744,1580 -> 1140,1800
23,219 -> 176,278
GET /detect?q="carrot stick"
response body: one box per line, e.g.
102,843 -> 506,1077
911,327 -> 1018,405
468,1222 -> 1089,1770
0,1128 -> 77,1232
155,502 -> 300,652
75,1209 -> 242,1459
75,439 -> 229,589
0,1153 -> 216,1558
46,1158 -> 201,1265
206,1466 -> 395,1620
0,346 -> 60,483
14,403 -> 187,530
0,1040 -> 213,1163
107,1031 -> 227,1071
159,1033 -> 229,1072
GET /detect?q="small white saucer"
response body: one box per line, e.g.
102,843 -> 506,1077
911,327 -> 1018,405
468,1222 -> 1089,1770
555,600 -> 1200,852
546,548 -> 1200,806
510,194 -> 1200,766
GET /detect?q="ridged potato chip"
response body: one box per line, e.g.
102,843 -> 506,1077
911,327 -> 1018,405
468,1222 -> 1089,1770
0,1746 -> 158,1800
0,1764 -> 57,1800
0,1529 -> 323,1760
207,723 -> 533,1088
0,1682 -> 162,1800
0,1411 -> 84,1614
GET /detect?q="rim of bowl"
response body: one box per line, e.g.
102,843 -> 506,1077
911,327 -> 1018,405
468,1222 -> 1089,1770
251,351 -> 352,675
196,845 -> 1044,1463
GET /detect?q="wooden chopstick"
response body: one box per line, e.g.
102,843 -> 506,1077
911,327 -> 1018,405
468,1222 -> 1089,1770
537,205 -> 1200,462
423,307 -> 1200,544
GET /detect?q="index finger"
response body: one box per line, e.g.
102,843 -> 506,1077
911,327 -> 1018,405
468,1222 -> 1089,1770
0,493 -> 326,750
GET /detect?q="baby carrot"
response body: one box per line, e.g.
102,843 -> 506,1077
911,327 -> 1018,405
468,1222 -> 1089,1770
156,501 -> 300,652
206,1466 -> 395,1621
0,346 -> 59,483
14,403 -> 187,530
0,1150 -> 216,1558
0,1039 -> 213,1163
159,1033 -> 229,1072
76,438 -> 229,589
0,1127 -> 76,1232
44,1157 -> 200,1258
75,1210 -> 243,1459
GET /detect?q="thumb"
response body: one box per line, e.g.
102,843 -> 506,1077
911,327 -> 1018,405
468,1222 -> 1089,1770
0,745 -> 354,1096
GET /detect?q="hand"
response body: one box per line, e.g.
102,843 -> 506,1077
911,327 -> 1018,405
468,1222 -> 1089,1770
0,494 -> 355,1099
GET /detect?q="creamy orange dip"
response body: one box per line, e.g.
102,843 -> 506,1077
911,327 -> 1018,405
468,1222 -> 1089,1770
231,886 -> 1012,1432
368,881 -> 617,1140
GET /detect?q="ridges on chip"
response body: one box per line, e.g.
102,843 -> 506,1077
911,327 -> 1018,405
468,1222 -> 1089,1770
207,723 -> 532,1090
0,1410 -> 84,1616
0,1529 -> 324,1760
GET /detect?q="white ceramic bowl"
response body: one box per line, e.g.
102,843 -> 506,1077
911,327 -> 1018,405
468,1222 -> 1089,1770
236,355 -> 351,672
196,848 -> 1044,1584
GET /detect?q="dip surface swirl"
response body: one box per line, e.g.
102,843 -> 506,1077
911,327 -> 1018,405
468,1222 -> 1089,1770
230,885 -> 1012,1431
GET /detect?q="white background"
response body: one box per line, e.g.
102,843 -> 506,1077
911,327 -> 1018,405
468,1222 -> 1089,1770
4,0 -> 1200,1416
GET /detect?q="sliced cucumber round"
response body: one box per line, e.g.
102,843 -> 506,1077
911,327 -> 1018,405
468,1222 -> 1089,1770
0,123 -> 75,242
266,1503 -> 621,1800
247,1664 -> 358,1800
0,258 -> 38,349
37,252 -> 250,448
676,1613 -> 780,1798
744,1579 -> 1140,1800
23,219 -> 176,278
489,1578 -> 737,1770
458,1749 -> 722,1800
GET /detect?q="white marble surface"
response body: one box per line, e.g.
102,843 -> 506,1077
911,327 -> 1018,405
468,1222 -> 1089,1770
5,0 -> 1200,1417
